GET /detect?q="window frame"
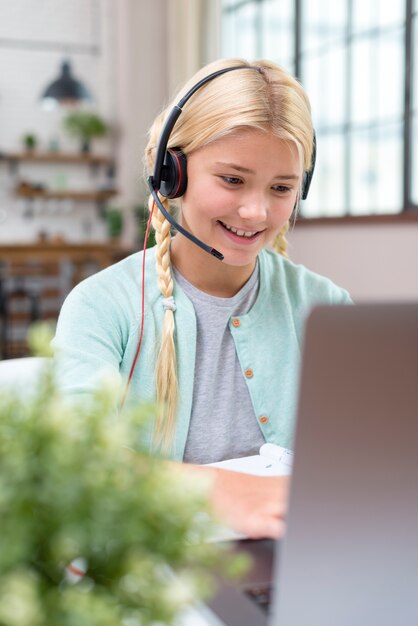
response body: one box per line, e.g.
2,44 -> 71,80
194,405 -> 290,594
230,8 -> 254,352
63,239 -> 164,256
221,0 -> 418,221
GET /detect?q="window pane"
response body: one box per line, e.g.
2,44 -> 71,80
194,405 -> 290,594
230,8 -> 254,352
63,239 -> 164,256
412,114 -> 418,204
301,133 -> 346,217
375,123 -> 403,213
302,45 -> 346,128
221,5 -> 237,57
353,0 -> 404,32
352,0 -> 378,32
351,31 -> 403,126
414,14 -> 418,113
302,0 -> 347,53
350,124 -> 402,214
221,2 -> 258,59
261,0 -> 294,70
378,1 -> 405,28
351,129 -> 376,215
413,11 -> 418,204
222,0 -> 240,8
376,29 -> 404,122
351,38 -> 375,125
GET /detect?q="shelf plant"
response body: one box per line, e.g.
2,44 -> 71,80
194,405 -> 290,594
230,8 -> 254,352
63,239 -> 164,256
0,324 -> 244,626
22,133 -> 38,152
105,206 -> 124,239
63,111 -> 108,153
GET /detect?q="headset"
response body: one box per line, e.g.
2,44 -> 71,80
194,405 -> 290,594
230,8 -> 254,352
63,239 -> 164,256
146,65 -> 316,262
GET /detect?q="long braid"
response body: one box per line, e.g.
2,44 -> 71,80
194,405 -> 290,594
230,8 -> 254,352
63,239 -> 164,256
272,221 -> 289,257
151,195 -> 178,452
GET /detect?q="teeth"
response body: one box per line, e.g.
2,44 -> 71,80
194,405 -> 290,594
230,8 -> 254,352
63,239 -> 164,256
222,222 -> 257,237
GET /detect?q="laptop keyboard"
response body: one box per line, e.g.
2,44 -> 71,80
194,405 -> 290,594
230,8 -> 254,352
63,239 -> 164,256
244,584 -> 273,613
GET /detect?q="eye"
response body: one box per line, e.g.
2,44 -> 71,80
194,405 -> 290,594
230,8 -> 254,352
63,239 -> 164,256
272,184 -> 292,194
221,176 -> 243,186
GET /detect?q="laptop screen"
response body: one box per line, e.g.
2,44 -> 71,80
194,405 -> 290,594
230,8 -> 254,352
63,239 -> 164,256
271,303 -> 418,626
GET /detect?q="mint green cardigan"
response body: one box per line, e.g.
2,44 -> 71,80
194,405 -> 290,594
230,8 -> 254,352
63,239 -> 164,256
53,247 -> 352,460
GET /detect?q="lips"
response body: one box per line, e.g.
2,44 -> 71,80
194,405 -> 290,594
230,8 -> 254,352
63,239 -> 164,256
218,220 -> 261,238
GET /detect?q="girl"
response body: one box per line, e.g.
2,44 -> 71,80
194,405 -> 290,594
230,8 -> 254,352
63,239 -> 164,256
53,58 -> 351,538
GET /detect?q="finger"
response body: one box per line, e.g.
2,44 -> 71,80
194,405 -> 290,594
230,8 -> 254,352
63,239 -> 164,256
245,517 -> 286,540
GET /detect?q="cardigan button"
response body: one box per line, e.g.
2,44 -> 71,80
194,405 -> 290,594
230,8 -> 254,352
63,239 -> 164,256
244,368 -> 254,379
259,415 -> 269,425
231,318 -> 241,327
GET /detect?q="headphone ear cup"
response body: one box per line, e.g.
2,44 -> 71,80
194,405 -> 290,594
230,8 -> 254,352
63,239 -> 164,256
301,170 -> 310,200
159,149 -> 188,199
301,133 -> 317,200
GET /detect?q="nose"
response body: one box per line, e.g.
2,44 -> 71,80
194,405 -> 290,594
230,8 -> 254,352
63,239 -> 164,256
237,193 -> 268,223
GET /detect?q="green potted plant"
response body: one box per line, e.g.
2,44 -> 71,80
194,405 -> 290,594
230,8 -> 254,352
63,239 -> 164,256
22,133 -> 38,152
63,111 -> 108,153
105,206 -> 124,240
0,325 -> 245,626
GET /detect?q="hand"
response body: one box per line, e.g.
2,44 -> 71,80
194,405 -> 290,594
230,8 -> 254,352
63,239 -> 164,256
184,465 -> 290,540
209,468 -> 290,539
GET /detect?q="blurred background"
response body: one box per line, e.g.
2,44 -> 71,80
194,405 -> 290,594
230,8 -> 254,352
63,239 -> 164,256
0,0 -> 417,359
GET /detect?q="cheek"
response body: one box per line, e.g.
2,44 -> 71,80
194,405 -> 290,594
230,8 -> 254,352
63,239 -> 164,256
270,197 -> 296,228
184,182 -> 231,220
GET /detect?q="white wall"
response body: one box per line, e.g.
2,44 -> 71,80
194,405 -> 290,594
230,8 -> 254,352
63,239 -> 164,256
0,0 -> 116,242
288,221 -> 418,302
0,0 -> 169,245
113,0 -> 168,246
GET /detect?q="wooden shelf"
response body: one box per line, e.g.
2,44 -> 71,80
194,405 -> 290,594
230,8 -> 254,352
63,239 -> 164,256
0,241 -> 131,266
0,151 -> 113,166
0,242 -> 132,359
15,187 -> 117,202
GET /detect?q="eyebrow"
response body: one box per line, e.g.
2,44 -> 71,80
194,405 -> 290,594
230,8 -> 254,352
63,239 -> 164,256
214,162 -> 299,180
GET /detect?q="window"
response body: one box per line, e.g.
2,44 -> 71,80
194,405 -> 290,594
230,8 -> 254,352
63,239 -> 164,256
222,0 -> 295,73
221,0 -> 417,218
412,0 -> 418,204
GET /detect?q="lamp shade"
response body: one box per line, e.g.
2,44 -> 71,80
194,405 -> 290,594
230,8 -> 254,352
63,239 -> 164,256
41,60 -> 92,108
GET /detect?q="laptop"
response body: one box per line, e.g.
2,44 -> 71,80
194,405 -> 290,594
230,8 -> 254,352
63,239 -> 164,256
204,302 -> 418,626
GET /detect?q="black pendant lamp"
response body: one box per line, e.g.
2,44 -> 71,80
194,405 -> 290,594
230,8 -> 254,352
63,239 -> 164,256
41,59 -> 92,109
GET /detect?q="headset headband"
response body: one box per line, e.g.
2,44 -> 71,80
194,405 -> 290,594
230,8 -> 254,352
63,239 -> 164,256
151,65 -> 261,190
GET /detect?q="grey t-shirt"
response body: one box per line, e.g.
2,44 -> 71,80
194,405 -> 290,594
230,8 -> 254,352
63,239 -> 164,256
174,263 -> 266,464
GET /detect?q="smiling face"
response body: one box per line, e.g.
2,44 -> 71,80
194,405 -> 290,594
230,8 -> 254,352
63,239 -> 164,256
170,128 -> 302,293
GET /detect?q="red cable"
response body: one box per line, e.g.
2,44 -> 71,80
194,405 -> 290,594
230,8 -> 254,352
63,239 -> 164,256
66,563 -> 86,577
120,200 -> 156,408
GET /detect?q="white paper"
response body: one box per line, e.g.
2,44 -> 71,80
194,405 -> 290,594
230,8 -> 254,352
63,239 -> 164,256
206,443 -> 293,476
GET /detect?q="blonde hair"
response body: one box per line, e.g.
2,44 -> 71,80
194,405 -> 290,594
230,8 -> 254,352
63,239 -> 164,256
144,58 -> 314,451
